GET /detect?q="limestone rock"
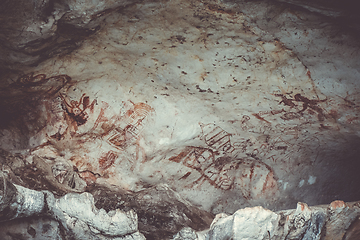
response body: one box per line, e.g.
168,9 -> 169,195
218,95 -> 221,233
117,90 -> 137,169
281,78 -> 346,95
174,201 -> 360,240
91,183 -> 214,239
0,171 -> 144,239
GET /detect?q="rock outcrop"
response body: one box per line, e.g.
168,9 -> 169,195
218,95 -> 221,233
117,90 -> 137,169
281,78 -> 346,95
174,201 -> 360,240
1,171 -> 360,239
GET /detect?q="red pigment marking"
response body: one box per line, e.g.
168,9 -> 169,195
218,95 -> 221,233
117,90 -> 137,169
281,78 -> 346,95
330,200 -> 345,209
99,151 -> 118,170
179,172 -> 192,180
252,113 -> 271,124
78,171 -> 97,185
262,172 -> 276,194
306,70 -> 312,79
169,149 -> 192,163
249,165 -> 255,181
275,94 -> 296,108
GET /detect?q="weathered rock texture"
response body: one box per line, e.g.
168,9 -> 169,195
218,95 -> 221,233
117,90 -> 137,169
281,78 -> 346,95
0,0 -> 360,239
0,171 -> 144,239
1,171 -> 360,239
0,166 -> 213,239
173,201 -> 360,240
0,0 -> 136,68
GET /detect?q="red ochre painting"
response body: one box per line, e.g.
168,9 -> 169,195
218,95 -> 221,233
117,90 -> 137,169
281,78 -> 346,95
22,73 -> 154,190
168,123 -> 279,200
20,72 -> 344,201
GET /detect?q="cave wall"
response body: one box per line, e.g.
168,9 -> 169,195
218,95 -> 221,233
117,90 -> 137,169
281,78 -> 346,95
0,0 -> 360,239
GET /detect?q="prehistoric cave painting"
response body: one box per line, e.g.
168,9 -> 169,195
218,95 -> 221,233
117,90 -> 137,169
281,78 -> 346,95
32,92 -> 98,149
235,158 -> 278,199
239,115 -> 254,131
104,102 -> 154,150
169,146 -> 277,198
200,121 -> 291,163
172,118 -> 323,199
200,123 -> 235,153
168,123 -> 278,199
169,147 -> 217,172
31,87 -> 154,189
99,151 -> 118,170
59,92 -> 96,134
14,72 -> 71,98
9,72 -> 157,191
251,110 -> 285,124
274,93 -> 327,121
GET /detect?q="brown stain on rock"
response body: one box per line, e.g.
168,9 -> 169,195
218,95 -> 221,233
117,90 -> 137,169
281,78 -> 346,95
99,151 -> 118,170
330,200 -> 346,210
78,171 -> 98,185
168,145 -> 278,197
275,93 -> 328,122
252,113 -> 271,124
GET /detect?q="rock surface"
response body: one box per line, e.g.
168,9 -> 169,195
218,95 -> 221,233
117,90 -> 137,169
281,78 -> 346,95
0,171 -> 145,239
173,201 -> 360,240
1,173 -> 360,239
0,0 -> 360,239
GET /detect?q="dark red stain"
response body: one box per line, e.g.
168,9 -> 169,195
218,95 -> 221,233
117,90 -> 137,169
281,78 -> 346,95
294,93 -> 326,121
252,113 -> 271,124
92,106 -> 109,131
275,94 -> 296,107
179,172 -> 191,180
306,70 -> 312,79
99,151 -> 118,170
275,93 -> 327,121
200,124 -> 235,153
280,112 -> 299,120
78,170 -> 97,185
60,93 -> 96,128
169,149 -> 192,163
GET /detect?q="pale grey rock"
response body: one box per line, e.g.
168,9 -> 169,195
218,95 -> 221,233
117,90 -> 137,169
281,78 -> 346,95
0,171 -> 144,239
172,227 -> 198,240
205,206 -> 279,240
281,203 -> 326,240
54,192 -> 138,236
174,201 -> 360,240
10,184 -> 46,221
91,183 -> 214,239
0,171 -> 45,222
324,201 -> 360,240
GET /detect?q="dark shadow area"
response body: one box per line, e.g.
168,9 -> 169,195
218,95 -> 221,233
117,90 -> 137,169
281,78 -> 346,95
292,134 -> 360,207
90,184 -> 214,240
